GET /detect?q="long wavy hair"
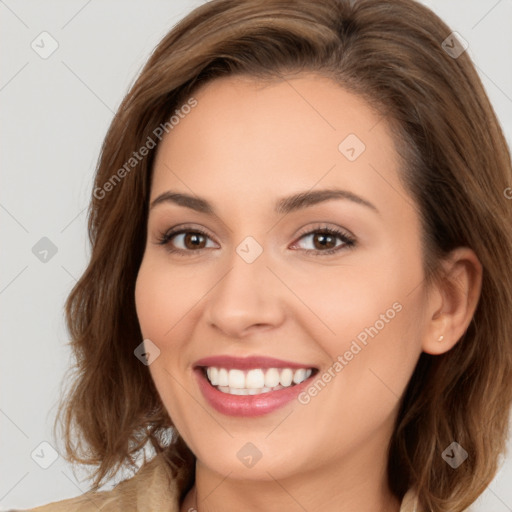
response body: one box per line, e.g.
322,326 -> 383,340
54,0 -> 512,510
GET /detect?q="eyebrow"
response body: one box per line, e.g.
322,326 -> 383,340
149,188 -> 379,216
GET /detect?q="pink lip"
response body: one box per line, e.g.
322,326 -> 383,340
193,355 -> 316,370
193,356 -> 318,417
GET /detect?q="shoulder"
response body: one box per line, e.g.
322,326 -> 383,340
401,488 -> 477,512
400,489 -> 419,512
17,454 -> 183,512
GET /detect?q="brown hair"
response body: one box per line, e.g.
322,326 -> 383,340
54,0 -> 512,510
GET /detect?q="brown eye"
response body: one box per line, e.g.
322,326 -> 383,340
156,224 -> 356,257
291,226 -> 356,256
181,232 -> 208,250
311,232 -> 338,250
157,227 -> 217,255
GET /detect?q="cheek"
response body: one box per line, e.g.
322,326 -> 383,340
134,257 -> 193,340
134,255 -> 212,382
284,260 -> 416,357
318,287 -> 425,423
298,248 -> 426,405
134,258 -> 196,422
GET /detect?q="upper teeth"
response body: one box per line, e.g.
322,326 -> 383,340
206,367 -> 313,390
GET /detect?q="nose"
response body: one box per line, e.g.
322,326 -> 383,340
203,247 -> 286,339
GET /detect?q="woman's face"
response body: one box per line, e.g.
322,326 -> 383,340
135,74 -> 431,481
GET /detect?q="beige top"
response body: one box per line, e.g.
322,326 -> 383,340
18,454 -> 428,511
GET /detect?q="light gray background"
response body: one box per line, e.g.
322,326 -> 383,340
1,0 -> 511,510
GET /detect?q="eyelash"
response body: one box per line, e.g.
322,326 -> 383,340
155,224 -> 356,257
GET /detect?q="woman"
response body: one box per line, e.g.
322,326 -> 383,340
23,0 -> 512,510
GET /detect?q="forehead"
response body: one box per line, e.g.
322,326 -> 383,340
150,73 -> 410,221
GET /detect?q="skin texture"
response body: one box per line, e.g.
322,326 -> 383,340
134,74 -> 482,512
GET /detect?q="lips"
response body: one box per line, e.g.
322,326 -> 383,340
193,355 -> 317,370
193,355 -> 319,417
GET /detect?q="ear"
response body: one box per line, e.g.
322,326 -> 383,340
422,247 -> 483,355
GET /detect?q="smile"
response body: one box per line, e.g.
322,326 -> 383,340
203,367 -> 313,395
193,355 -> 319,416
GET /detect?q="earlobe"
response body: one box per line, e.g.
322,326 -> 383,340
421,247 -> 482,356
